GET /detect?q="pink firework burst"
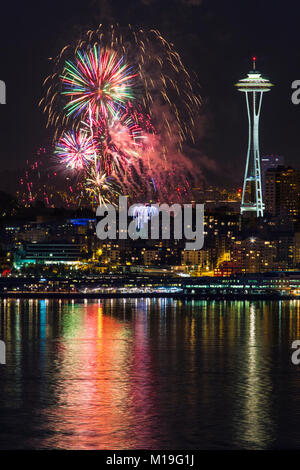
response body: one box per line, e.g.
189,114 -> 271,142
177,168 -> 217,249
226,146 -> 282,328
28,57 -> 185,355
55,130 -> 96,170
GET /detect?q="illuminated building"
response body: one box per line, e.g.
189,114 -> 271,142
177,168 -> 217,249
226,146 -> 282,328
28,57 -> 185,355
231,237 -> 277,273
235,58 -> 273,217
109,249 -> 121,265
15,243 -> 84,267
293,233 -> 300,266
181,249 -> 210,268
261,154 -> 285,195
143,250 -> 160,266
214,261 -> 242,277
264,166 -> 300,218
183,271 -> 300,297
275,233 -> 295,270
0,250 -> 12,271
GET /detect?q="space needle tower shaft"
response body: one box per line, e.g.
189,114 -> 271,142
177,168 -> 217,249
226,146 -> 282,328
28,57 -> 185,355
235,58 -> 273,217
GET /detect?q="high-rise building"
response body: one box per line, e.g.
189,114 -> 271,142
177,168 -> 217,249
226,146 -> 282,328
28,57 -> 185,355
265,166 -> 300,218
231,237 -> 276,273
261,154 -> 285,195
181,249 -> 210,267
235,58 -> 273,217
293,232 -> 300,266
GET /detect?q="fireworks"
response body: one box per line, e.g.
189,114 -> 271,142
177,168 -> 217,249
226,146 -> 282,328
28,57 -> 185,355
85,162 -> 120,206
17,147 -> 86,208
86,108 -> 143,179
61,45 -> 136,120
55,130 -> 96,170
42,26 -> 201,144
40,24 -> 202,205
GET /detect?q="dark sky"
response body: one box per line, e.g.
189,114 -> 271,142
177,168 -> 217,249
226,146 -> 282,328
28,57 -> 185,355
0,0 -> 300,189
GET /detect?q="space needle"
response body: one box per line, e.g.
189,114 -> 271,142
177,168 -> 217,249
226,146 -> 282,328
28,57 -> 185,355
235,57 -> 273,217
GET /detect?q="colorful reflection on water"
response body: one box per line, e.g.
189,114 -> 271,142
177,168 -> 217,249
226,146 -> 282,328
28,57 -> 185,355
0,298 -> 300,449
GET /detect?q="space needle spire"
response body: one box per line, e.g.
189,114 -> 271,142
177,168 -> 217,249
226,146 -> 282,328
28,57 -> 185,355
235,57 -> 273,217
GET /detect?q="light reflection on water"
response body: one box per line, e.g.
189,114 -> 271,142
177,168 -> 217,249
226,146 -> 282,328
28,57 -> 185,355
0,298 -> 300,449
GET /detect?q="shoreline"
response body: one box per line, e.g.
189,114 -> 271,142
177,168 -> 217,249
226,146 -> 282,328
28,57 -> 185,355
0,292 -> 298,301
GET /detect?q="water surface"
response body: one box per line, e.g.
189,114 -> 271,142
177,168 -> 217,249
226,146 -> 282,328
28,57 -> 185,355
0,298 -> 300,449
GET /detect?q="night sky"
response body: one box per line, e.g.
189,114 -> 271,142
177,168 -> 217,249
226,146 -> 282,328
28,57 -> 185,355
0,0 -> 300,191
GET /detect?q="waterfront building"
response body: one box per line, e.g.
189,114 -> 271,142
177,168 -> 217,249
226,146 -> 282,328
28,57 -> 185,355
231,237 -> 277,273
14,243 -> 84,267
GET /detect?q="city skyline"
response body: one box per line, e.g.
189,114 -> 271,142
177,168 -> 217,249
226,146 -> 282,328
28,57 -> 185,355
1,0 -> 300,456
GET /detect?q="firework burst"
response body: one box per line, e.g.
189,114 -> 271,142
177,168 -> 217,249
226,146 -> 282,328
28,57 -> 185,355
85,161 -> 120,206
61,44 -> 136,121
41,25 -> 201,147
40,24 -> 202,205
85,107 -> 143,176
55,130 -> 96,170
